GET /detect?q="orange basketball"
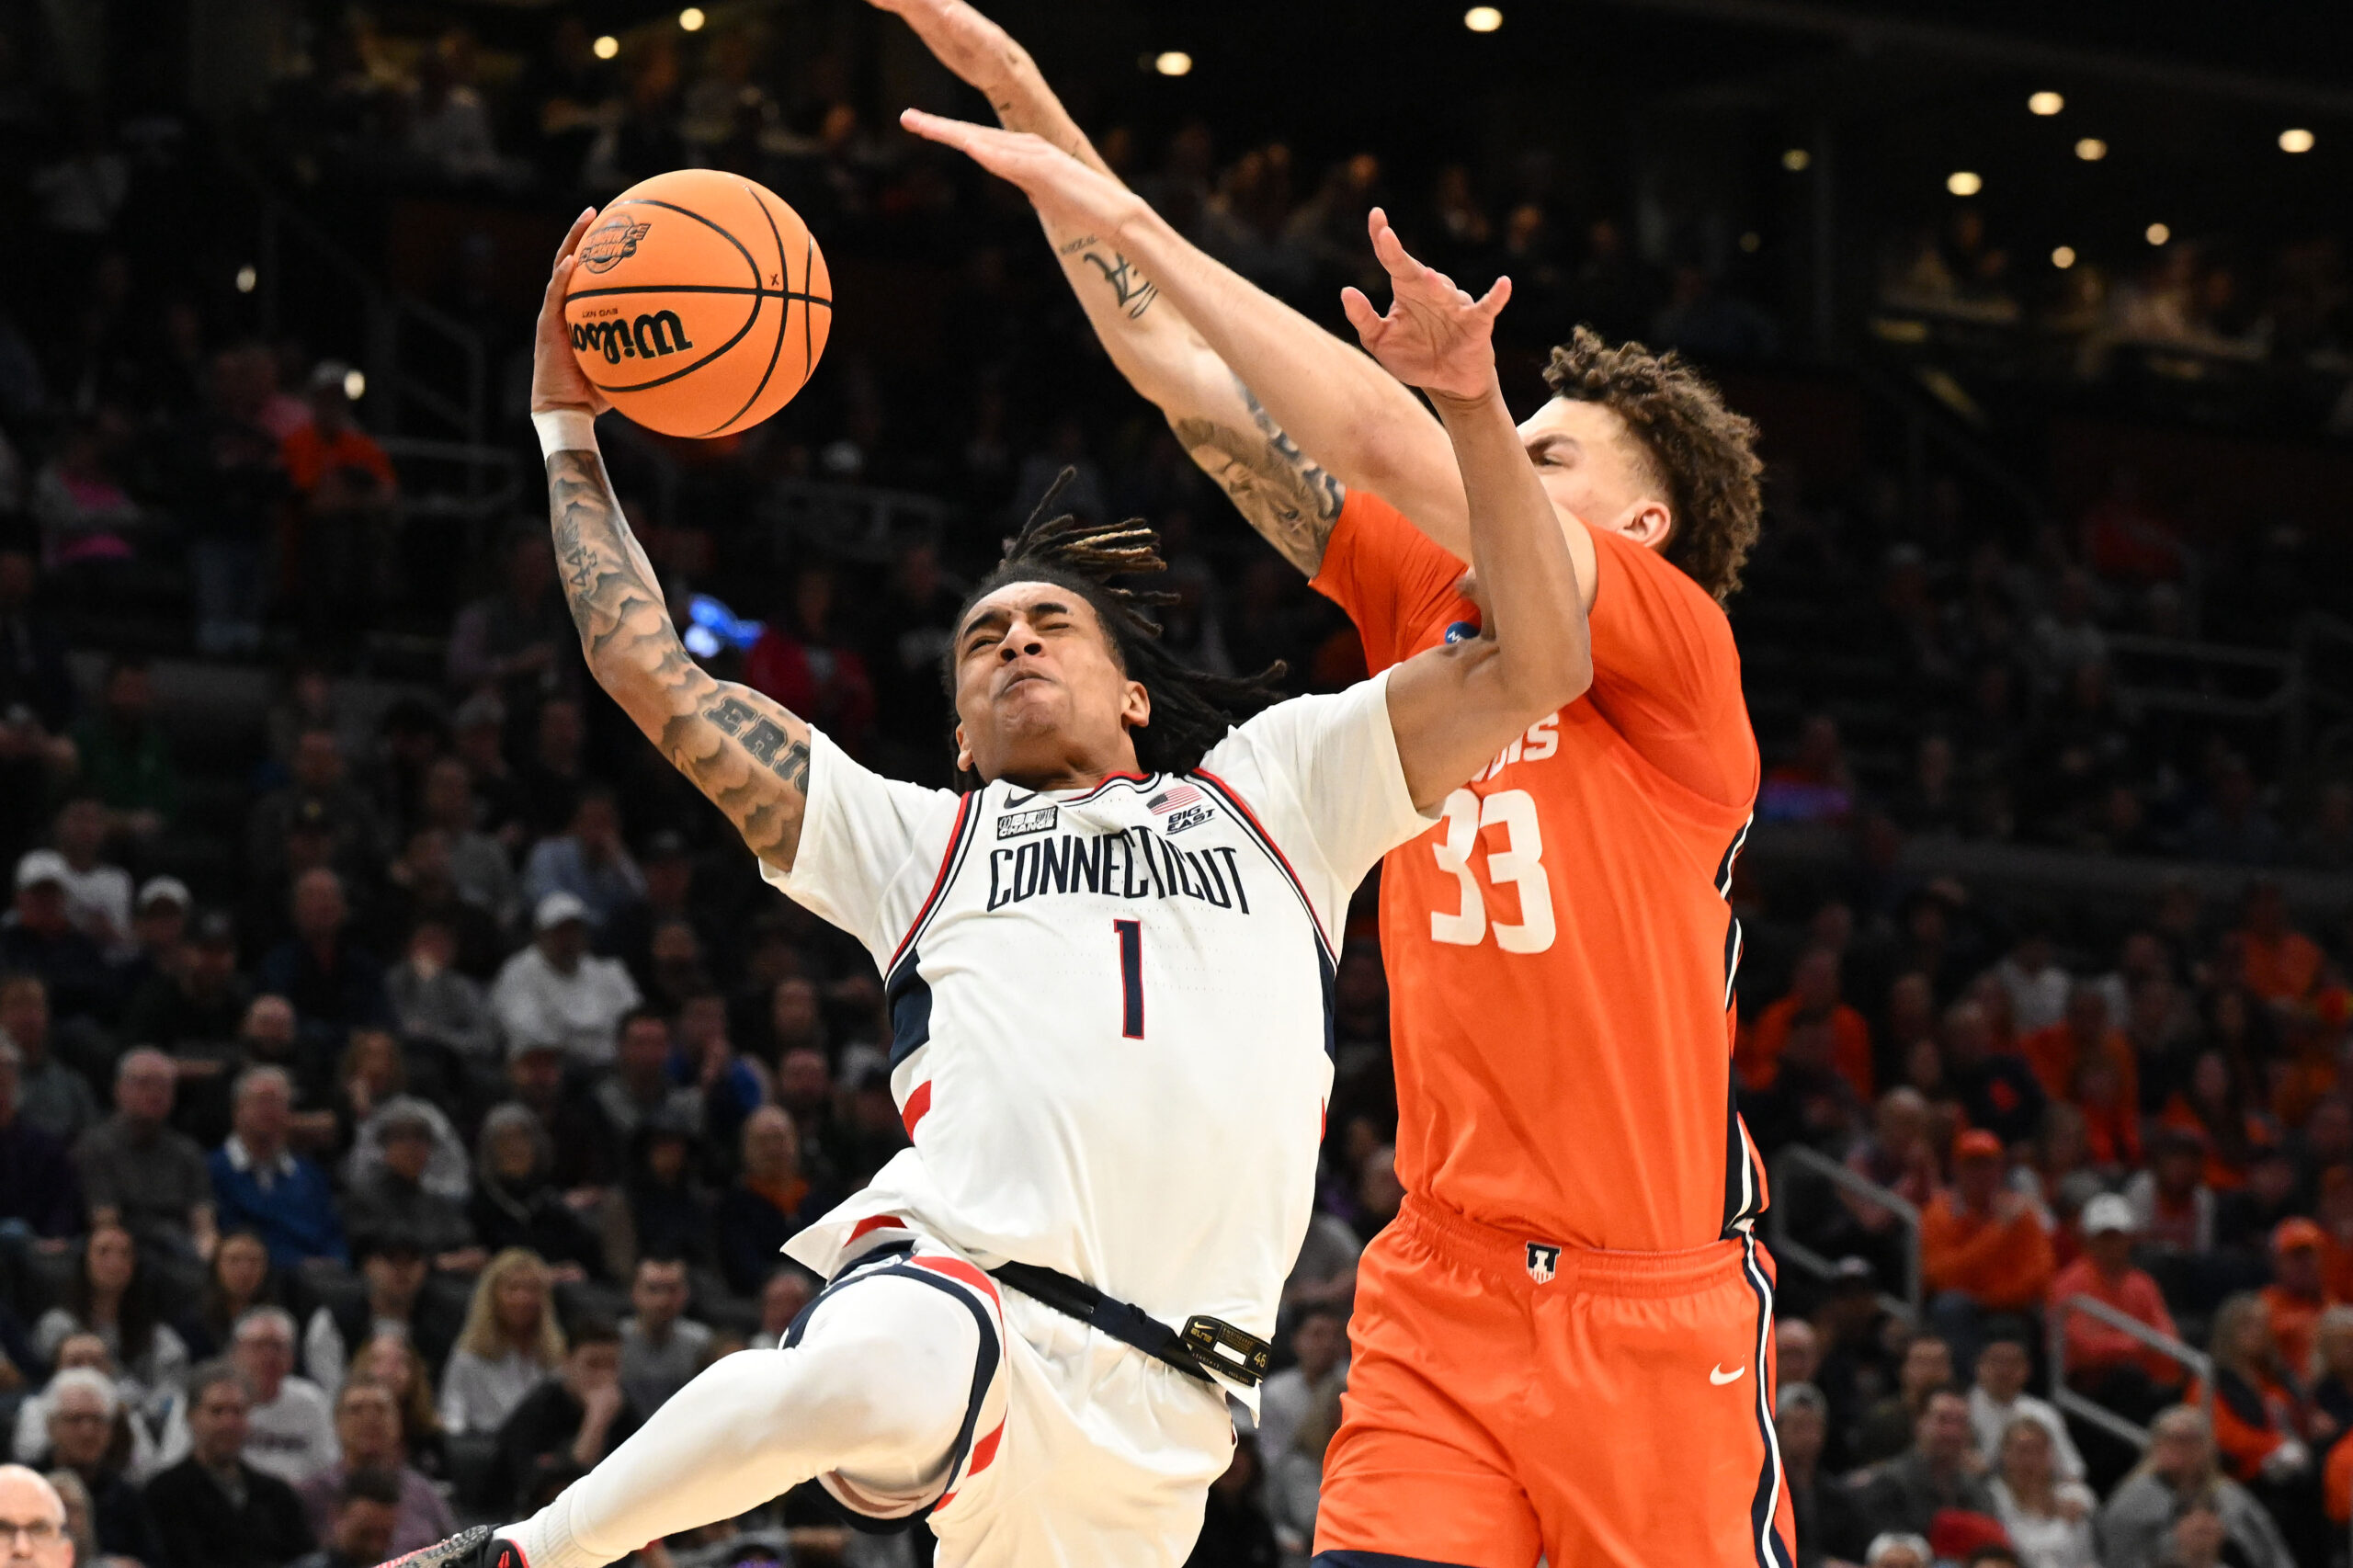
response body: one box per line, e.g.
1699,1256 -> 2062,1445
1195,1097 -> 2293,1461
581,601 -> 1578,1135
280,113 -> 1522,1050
563,169 -> 832,439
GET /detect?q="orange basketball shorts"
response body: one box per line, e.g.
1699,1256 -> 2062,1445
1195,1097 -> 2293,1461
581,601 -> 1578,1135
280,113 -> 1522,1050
1311,1194 -> 1797,1568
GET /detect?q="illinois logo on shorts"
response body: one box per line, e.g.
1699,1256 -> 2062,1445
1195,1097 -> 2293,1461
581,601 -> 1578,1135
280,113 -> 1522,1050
1525,1243 -> 1561,1284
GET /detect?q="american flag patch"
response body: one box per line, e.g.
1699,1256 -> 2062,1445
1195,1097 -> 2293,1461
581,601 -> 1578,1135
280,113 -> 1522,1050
1148,785 -> 1204,814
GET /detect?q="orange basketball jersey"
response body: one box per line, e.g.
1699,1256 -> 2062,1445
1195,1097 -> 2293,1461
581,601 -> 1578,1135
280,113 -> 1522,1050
1314,490 -> 1765,1253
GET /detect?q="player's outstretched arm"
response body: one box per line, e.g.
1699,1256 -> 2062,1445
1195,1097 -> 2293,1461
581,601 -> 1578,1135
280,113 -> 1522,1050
1352,222 -> 1592,812
876,12 -> 1350,574
531,211 -> 816,875
903,107 -> 1462,574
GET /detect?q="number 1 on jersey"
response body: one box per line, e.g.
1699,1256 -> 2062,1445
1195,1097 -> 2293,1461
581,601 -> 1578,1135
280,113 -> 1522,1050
1113,918 -> 1144,1039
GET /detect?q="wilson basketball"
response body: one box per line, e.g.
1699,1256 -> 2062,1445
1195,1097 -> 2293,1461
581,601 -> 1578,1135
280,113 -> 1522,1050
563,169 -> 832,438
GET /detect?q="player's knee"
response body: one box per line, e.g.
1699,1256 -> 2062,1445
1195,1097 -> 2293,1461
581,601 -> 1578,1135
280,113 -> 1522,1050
782,1281 -> 981,1448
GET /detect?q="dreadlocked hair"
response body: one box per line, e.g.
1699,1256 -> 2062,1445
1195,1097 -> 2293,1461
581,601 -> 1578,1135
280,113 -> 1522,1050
1543,326 -> 1763,604
944,471 -> 1290,790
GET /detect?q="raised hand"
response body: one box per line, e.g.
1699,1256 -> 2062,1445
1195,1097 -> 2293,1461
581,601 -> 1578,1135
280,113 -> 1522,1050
1339,207 -> 1511,403
533,207 -> 614,418
868,0 -> 1025,100
900,108 -> 1142,237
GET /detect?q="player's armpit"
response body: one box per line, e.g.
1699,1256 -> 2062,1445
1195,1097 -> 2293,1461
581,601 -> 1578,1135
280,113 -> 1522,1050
546,449 -> 815,871
1170,373 -> 1347,575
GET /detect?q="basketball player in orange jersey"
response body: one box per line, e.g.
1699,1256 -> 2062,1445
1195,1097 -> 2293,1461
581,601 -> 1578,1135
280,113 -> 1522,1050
878,5 -> 1790,1564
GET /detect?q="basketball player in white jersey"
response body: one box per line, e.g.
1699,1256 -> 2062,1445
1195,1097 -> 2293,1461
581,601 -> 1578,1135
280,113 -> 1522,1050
392,193 -> 1587,1568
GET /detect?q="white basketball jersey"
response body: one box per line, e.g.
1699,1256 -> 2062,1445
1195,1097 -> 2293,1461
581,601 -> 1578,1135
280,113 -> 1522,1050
767,670 -> 1430,1381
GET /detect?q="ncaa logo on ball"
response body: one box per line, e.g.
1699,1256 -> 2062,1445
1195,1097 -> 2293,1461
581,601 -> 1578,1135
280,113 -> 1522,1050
579,215 -> 652,273
1526,1242 -> 1562,1284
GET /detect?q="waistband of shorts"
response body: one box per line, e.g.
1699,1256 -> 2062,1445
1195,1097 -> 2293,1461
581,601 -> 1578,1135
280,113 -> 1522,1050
1396,1192 -> 1753,1296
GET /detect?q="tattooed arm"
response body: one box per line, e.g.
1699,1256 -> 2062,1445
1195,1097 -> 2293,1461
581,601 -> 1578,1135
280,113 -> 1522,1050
871,0 -> 1355,573
532,213 -> 817,873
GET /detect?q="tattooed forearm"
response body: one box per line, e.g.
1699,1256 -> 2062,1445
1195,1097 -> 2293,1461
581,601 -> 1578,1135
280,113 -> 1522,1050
544,451 -> 814,869
1081,250 -> 1159,319
1172,377 -> 1347,574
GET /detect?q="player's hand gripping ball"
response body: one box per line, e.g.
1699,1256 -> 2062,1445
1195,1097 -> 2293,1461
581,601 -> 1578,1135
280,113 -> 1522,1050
563,169 -> 832,438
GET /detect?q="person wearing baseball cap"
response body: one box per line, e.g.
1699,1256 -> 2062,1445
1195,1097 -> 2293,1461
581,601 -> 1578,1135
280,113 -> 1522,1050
2262,1217 -> 2332,1377
2050,1192 -> 2186,1416
488,892 -> 642,1066
1921,1129 -> 2055,1372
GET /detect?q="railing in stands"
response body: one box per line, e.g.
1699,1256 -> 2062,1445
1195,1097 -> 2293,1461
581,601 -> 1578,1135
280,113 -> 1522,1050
1768,1145 -> 1922,1321
2104,631 -> 2302,758
2046,1292 -> 2214,1451
232,161 -> 490,445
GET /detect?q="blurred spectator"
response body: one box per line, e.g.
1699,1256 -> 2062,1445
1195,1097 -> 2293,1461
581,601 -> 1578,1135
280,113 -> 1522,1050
374,831 -> 503,984
744,566 -> 875,758
616,1256 -> 710,1415
466,1106 -> 604,1278
210,1067 -> 347,1269
343,1083 -> 470,1209
1967,1336 -> 2081,1481
715,1108 -> 824,1297
347,1335 -> 445,1479
521,791 -> 643,939
491,1318 -> 640,1513
123,909 -> 250,1063
1986,1415 -> 2096,1568
30,1224 -> 188,1410
2097,1405 -> 2292,1568
514,700 -> 588,841
617,1109 -> 715,1274
47,799 -> 129,952
1779,1382 -> 1865,1568
2160,1047 -> 2272,1193
438,1250 -> 562,1437
1853,1335 -> 1955,1468
0,1038 -> 81,1238
300,1232 -> 459,1400
1921,1131 -> 2055,1364
386,918 -> 495,1063
1740,947 -> 1874,1100
756,1271 -> 815,1347
144,1361 -> 315,1568
1863,1535 -> 1930,1568
1988,926 -> 2071,1038
1849,1390 -> 1997,1544
74,1047 -> 215,1257
2260,1218 -> 2332,1380
2235,882 -> 2323,1008
180,1232 -> 285,1365
491,893 -> 642,1066
0,546 -> 78,856
446,533 -> 568,725
279,364 -> 396,650
2125,1127 -> 2219,1258
181,1308 -> 340,1486
1256,1303 -> 1347,1473
2019,983 -> 2136,1111
4,864 -> 115,1034
596,1012 -> 701,1146
293,1380 -> 453,1557
1938,1001 -> 2046,1149
37,1369 -> 163,1565
339,1103 -> 475,1266
256,869 -> 392,1056
246,730 -> 388,893
286,1467 -> 402,1568
67,660 -> 176,840
2188,1293 -> 2310,1488
9,1334 -> 154,1473
1267,1375 -> 1339,1565
415,756 -> 519,932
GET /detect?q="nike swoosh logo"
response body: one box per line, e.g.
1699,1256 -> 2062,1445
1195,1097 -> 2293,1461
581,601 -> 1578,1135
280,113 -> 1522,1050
1005,790 -> 1040,806
1710,1364 -> 1746,1385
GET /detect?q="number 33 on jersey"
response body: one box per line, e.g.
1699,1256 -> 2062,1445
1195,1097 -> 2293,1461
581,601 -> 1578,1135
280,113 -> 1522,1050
1429,715 -> 1560,953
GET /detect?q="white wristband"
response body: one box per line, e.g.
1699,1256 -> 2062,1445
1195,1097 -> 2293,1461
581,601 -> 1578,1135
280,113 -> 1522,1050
532,408 -> 599,456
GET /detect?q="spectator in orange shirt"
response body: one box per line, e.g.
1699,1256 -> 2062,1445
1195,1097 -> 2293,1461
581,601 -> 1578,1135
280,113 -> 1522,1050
2051,1193 -> 2184,1424
2073,1051 -> 2142,1173
1739,945 -> 1875,1101
2263,1218 -> 2334,1381
2187,1292 -> 2312,1494
2236,880 -> 2323,1007
279,361 -> 398,651
1923,1129 -> 2056,1369
2020,981 -> 2138,1111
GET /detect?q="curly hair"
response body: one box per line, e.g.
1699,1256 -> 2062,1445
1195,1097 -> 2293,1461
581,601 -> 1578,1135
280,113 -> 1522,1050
944,472 -> 1289,789
1543,327 -> 1763,602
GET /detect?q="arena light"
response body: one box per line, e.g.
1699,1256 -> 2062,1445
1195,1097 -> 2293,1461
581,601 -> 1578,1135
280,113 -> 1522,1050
1780,148 -> 1810,172
2074,137 -> 2107,162
343,369 -> 367,402
2279,128 -> 2315,153
592,34 -> 620,60
679,7 -> 706,30
2051,245 -> 2076,269
1464,6 -> 1504,31
2028,91 -> 2064,116
234,264 -> 257,294
1153,51 -> 1192,76
2145,222 -> 2171,245
1946,170 -> 1983,197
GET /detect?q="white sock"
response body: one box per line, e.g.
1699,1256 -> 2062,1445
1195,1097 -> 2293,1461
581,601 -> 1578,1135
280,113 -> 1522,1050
499,1272 -> 981,1568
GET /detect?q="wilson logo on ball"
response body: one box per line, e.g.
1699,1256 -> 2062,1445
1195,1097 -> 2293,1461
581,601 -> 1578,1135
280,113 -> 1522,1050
577,216 -> 652,273
572,312 -> 696,365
